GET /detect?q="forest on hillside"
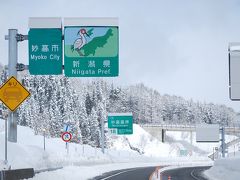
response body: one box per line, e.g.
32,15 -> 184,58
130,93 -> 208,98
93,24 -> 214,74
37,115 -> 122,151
0,68 -> 236,148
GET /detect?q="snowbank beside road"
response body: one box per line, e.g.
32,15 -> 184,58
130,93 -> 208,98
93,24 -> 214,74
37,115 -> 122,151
0,119 -> 213,180
0,120 -> 211,170
204,157 -> 240,180
0,120 -> 144,169
31,160 -> 212,180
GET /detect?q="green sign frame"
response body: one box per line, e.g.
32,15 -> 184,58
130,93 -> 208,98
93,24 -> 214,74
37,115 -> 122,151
28,28 -> 63,75
108,113 -> 133,135
64,26 -> 119,77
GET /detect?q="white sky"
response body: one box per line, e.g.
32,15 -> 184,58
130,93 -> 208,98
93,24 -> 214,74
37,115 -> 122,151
1,0 -> 240,111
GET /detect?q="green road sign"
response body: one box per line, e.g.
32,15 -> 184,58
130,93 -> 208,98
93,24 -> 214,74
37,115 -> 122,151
180,149 -> 188,156
64,26 -> 119,77
117,128 -> 133,135
28,28 -> 63,75
108,113 -> 133,135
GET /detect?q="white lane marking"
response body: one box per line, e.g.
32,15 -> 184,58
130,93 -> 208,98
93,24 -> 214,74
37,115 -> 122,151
100,169 -> 138,180
190,169 -> 202,180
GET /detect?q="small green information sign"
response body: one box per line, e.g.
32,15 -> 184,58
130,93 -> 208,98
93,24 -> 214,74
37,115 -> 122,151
108,113 -> 133,135
117,128 -> 133,135
28,28 -> 63,75
64,26 -> 119,77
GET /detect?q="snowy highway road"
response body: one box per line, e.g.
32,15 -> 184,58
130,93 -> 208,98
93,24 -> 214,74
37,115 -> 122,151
91,167 -> 156,180
90,166 -> 211,180
161,166 -> 211,180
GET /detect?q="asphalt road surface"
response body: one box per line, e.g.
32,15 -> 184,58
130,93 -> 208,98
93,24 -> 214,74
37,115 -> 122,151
91,166 -> 211,180
91,166 -> 156,180
161,166 -> 211,180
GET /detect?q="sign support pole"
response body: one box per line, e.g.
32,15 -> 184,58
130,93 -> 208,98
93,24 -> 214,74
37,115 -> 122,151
67,143 -> 69,155
43,129 -> 46,151
213,147 -> 215,161
221,126 -> 226,158
5,112 -> 8,166
101,118 -> 105,154
7,29 -> 18,143
4,29 -> 27,143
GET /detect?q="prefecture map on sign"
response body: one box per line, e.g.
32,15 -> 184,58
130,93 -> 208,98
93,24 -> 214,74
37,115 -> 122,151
64,26 -> 119,77
0,76 -> 30,111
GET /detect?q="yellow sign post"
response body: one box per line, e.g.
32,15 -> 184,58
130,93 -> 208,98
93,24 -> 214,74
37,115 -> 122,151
0,76 -> 30,111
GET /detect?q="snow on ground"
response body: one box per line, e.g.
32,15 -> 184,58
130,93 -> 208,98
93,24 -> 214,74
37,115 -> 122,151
0,119 -> 227,179
166,131 -> 239,157
111,124 -> 176,157
115,125 -> 239,158
32,160 -> 212,180
204,157 -> 240,180
151,163 -> 213,180
203,138 -> 240,180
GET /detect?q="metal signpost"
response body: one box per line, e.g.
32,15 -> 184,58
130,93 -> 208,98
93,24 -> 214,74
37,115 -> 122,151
108,113 -> 133,135
1,111 -> 9,169
64,18 -> 119,77
28,18 -> 63,75
0,77 -> 30,167
61,132 -> 72,155
4,29 -> 26,143
220,127 -> 226,158
43,129 -> 46,151
101,117 -> 105,154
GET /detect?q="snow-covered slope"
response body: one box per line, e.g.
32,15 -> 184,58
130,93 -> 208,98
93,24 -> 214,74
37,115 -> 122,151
0,119 -> 217,179
0,119 -> 216,169
0,120 -> 149,170
110,124 -> 235,158
110,124 -> 175,157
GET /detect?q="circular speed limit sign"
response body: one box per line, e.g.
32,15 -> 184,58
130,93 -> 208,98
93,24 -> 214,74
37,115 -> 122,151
61,132 -> 72,142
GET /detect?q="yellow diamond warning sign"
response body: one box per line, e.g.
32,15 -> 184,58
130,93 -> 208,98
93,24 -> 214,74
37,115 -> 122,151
0,76 -> 30,111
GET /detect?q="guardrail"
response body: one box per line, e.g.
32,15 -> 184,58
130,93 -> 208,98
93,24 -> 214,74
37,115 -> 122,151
208,137 -> 240,160
141,124 -> 240,133
0,168 -> 34,180
0,167 -> 63,180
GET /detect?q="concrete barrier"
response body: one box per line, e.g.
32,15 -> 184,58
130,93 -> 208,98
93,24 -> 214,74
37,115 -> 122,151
0,168 -> 34,180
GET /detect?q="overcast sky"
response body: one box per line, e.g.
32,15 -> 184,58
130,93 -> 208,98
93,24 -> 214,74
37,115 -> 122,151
1,0 -> 240,111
